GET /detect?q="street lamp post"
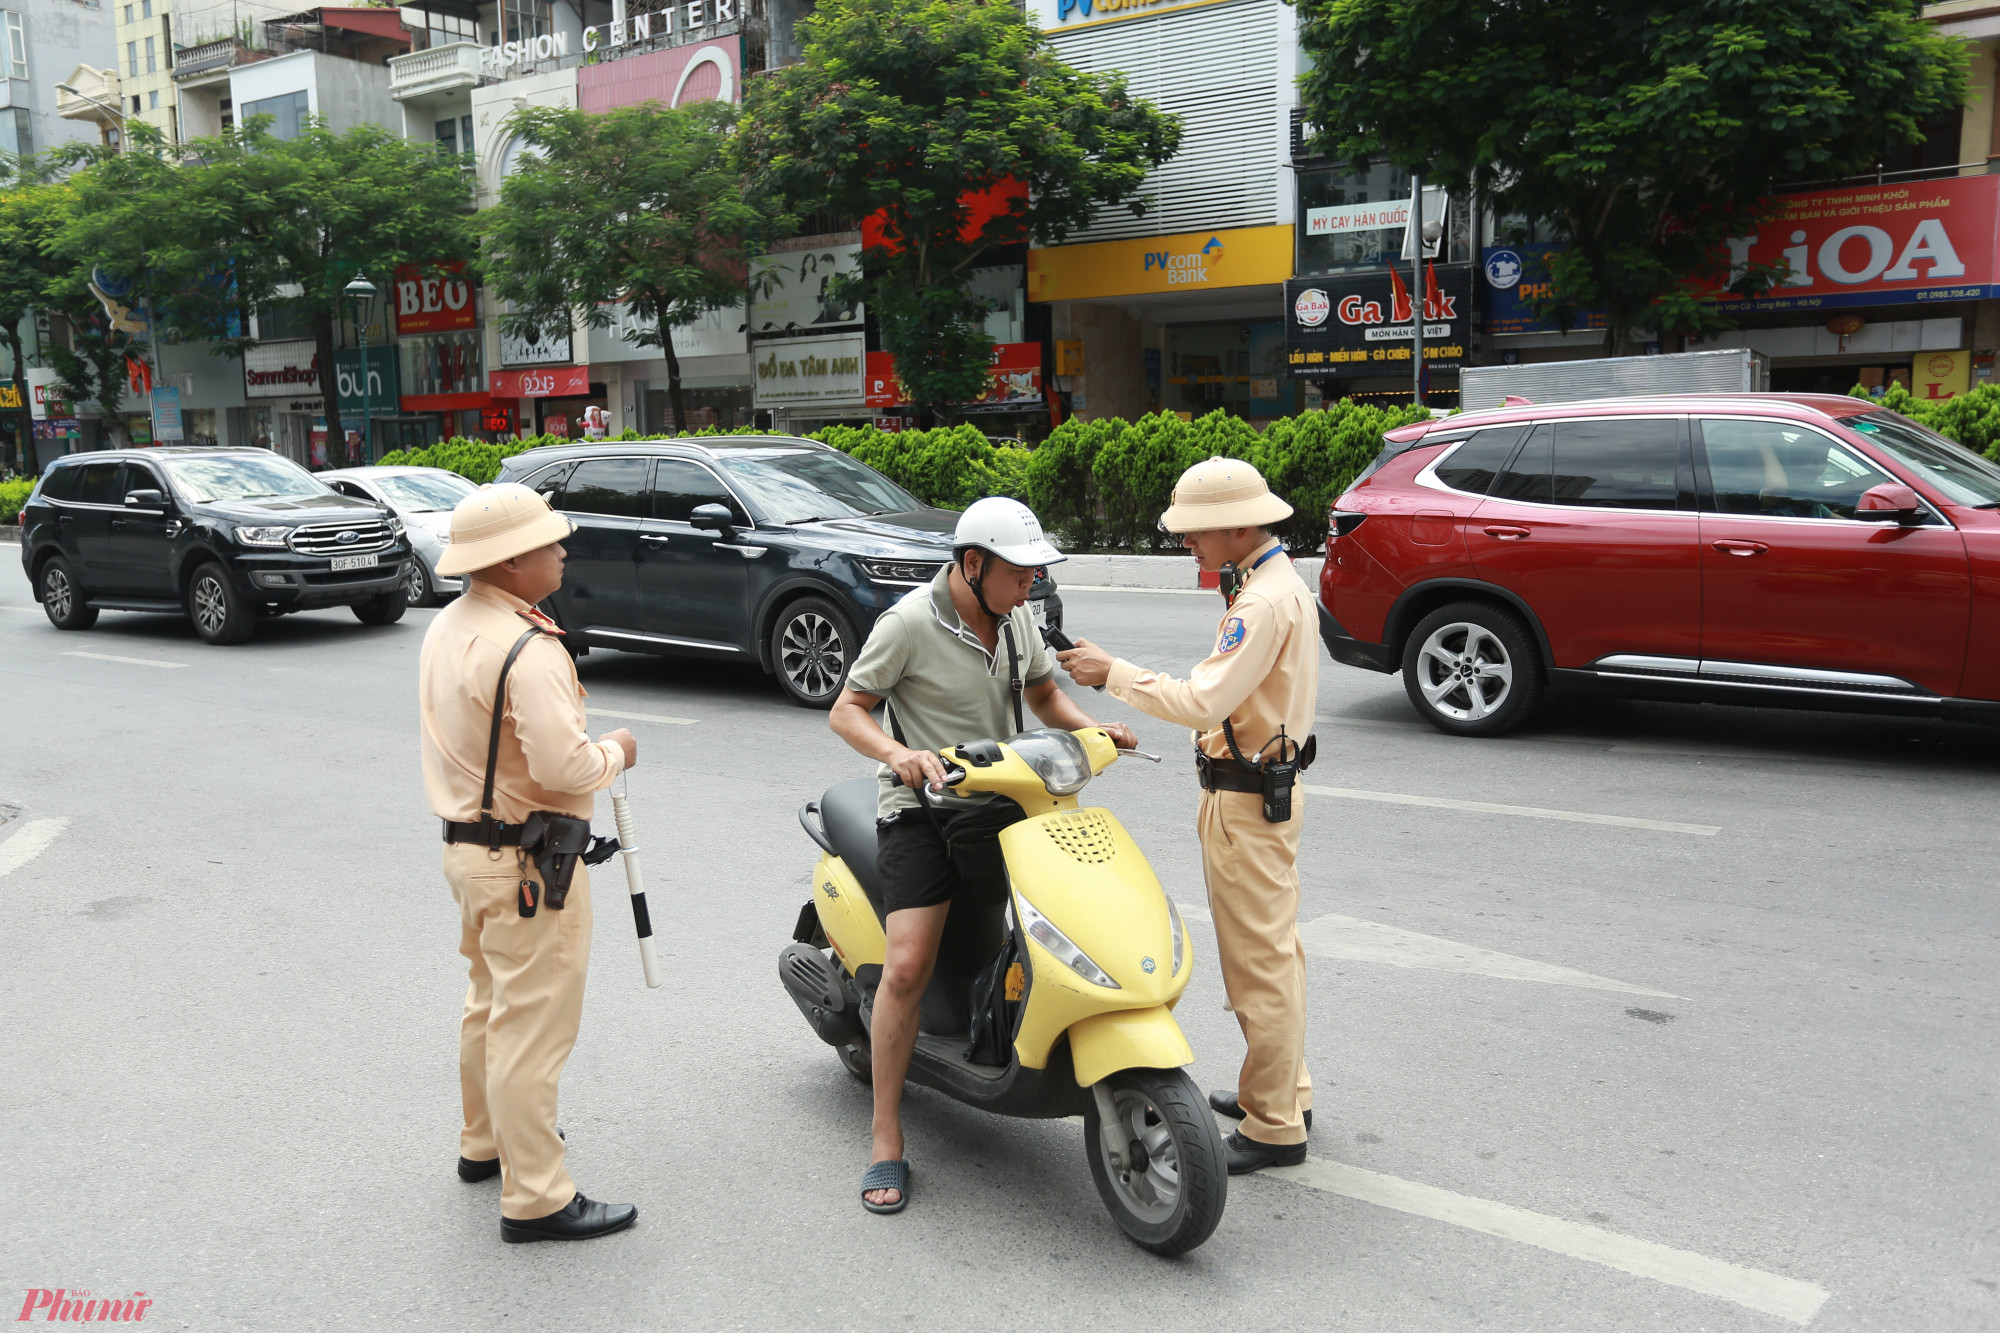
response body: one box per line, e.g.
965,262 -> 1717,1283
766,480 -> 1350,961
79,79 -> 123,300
344,276 -> 378,466
1409,172 -> 1425,408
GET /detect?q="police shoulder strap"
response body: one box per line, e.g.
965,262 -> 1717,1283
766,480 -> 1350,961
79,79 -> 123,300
478,625 -> 547,843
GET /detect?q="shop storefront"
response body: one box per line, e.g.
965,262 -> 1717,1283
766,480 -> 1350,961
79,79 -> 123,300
243,340 -> 325,466
491,365 -> 602,440
586,301 -> 753,434
752,330 -> 867,431
750,234 -> 868,431
1285,266 -> 1473,408
1027,223 -> 1296,422
1690,175 -> 2000,400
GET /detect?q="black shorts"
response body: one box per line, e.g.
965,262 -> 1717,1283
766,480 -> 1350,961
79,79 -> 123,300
875,812 -> 1011,916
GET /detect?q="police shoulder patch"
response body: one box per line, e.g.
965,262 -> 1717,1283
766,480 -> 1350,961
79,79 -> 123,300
1217,616 -> 1247,654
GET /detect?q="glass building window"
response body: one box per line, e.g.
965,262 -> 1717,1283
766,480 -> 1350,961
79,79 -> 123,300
499,0 -> 549,43
434,115 -> 472,156
1294,163 -> 1472,277
242,89 -> 308,140
3,10 -> 26,79
402,6 -> 477,50
127,39 -> 137,76
148,89 -> 158,109
400,331 -> 484,396
144,35 -> 155,72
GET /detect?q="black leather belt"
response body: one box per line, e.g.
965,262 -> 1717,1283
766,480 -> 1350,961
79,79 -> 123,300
443,818 -> 527,847
1194,752 -> 1264,794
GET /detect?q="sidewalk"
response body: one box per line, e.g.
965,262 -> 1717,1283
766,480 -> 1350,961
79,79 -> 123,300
1057,552 -> 1323,592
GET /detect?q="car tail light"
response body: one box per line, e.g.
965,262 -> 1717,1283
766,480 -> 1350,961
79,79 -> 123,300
1330,510 -> 1367,537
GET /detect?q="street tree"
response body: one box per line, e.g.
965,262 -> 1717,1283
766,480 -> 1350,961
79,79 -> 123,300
56,118 -> 474,446
735,0 -> 1180,425
478,100 -> 757,435
0,161 -> 144,454
1297,0 -> 1967,353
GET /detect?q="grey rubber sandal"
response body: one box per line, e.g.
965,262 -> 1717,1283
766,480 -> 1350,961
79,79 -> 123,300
860,1159 -> 910,1214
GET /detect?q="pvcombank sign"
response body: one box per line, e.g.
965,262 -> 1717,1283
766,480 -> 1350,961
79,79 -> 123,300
1027,0 -> 1237,30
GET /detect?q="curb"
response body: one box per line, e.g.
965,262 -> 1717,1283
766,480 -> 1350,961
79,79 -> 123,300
1057,552 -> 1322,592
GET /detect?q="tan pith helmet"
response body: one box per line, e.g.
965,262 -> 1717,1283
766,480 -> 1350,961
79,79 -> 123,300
435,482 -> 577,576
1158,456 -> 1293,533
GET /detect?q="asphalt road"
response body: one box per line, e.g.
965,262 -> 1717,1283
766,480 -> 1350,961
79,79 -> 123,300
2,566 -> 1995,1331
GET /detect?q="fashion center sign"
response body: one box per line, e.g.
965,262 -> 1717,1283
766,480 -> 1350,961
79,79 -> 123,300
482,0 -> 740,74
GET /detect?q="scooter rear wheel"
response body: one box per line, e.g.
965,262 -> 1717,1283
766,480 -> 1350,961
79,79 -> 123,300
1084,1068 -> 1227,1255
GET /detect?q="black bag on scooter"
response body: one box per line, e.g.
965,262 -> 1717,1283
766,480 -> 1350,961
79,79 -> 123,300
964,932 -> 1019,1067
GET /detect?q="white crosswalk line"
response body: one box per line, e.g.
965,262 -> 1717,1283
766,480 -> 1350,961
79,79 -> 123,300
1254,1151 -> 1829,1324
587,707 -> 699,726
1176,903 -> 1680,997
1304,784 -> 1720,836
60,651 -> 189,669
0,818 -> 67,882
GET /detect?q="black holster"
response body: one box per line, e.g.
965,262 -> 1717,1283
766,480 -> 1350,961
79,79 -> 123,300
518,811 -> 621,911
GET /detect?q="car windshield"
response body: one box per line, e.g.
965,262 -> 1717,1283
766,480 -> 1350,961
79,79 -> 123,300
374,471 -> 476,512
163,454 -> 328,504
1848,411 -> 2000,507
712,447 -> 920,524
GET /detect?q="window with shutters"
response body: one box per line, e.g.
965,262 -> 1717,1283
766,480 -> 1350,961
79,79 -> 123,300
1046,0 -> 1286,240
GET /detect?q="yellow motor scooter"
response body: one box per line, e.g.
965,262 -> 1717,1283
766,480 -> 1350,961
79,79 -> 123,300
780,726 -> 1227,1254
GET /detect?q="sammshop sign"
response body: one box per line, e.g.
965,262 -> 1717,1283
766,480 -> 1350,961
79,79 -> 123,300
1284,267 -> 1472,376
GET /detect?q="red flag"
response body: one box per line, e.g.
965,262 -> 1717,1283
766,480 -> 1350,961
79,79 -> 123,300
125,357 -> 152,398
1387,265 -> 1413,324
1423,261 -> 1442,320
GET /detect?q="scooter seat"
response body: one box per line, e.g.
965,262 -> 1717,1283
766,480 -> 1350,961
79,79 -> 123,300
819,778 -> 889,924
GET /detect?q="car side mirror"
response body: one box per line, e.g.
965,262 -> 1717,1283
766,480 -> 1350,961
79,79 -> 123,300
1855,482 -> 1925,525
124,489 -> 167,509
690,503 -> 738,533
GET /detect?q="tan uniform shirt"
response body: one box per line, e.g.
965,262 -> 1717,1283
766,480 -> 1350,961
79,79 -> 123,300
420,581 -> 624,823
1105,537 -> 1319,759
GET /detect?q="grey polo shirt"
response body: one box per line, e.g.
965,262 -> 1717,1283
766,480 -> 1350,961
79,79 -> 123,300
846,567 -> 1056,817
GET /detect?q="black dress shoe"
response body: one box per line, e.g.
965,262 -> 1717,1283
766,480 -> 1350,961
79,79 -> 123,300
459,1129 -> 562,1183
1208,1088 -> 1312,1131
1224,1131 -> 1308,1175
501,1192 -> 637,1243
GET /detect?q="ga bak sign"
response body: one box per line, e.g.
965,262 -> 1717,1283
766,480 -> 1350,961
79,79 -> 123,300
1714,175 -> 2000,312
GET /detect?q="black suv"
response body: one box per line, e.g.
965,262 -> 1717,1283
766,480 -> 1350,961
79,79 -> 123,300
496,437 -> 1063,707
20,447 -> 414,645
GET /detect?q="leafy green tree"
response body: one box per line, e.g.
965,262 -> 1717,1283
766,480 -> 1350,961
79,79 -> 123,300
479,101 -> 756,435
0,163 -> 144,451
1297,0 -> 1966,353
55,119 -> 474,446
736,0 -> 1181,425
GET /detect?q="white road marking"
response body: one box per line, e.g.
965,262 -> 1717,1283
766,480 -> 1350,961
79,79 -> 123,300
0,818 -> 67,881
0,605 -> 41,613
1255,1152 -> 1829,1325
1304,785 -> 1720,836
587,707 -> 699,726
60,651 -> 189,669
1176,902 -> 1679,998
1058,585 -> 1213,596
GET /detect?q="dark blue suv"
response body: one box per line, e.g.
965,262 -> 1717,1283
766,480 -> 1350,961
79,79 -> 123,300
497,437 -> 1063,707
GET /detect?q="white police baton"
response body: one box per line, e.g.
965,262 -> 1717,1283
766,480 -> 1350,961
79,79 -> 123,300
610,773 -> 661,989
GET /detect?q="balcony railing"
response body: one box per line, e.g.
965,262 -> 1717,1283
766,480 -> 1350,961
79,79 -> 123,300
389,41 -> 485,100
172,38 -> 264,80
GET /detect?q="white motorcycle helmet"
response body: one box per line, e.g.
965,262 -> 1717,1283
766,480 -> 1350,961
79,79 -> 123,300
953,497 -> 1064,619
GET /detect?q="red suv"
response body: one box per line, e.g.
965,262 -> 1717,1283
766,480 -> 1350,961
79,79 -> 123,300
1318,393 -> 2000,736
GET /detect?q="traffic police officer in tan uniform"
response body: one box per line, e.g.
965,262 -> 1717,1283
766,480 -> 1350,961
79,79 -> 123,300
421,483 -> 641,1241
1058,457 -> 1320,1174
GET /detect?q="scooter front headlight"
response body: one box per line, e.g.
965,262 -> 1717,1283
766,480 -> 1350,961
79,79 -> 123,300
1170,901 -> 1185,974
1015,895 -> 1119,989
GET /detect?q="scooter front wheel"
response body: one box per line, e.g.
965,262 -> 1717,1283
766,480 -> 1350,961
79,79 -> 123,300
1084,1068 -> 1227,1255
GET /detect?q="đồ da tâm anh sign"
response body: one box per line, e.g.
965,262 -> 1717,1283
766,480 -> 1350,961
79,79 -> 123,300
753,332 -> 864,408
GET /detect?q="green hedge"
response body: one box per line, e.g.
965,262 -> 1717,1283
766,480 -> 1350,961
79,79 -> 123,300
1848,381 -> 2000,459
0,476 -> 35,524
387,398 -> 1425,550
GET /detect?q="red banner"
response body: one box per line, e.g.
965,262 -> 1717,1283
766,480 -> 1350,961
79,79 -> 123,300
865,341 -> 1043,410
490,365 -> 590,398
1713,175 -> 2000,312
393,261 -> 477,334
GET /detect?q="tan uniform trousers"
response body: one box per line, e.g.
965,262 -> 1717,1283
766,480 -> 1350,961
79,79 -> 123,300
1199,788 -> 1312,1146
444,842 -> 592,1220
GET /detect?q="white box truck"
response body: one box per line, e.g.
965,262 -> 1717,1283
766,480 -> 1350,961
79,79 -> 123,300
1458,347 -> 1769,410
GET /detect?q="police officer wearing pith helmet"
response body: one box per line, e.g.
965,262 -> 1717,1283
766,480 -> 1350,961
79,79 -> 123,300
420,482 -> 642,1241
1057,457 -> 1320,1174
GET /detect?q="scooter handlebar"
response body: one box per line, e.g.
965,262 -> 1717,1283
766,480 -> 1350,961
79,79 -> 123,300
888,757 -> 968,792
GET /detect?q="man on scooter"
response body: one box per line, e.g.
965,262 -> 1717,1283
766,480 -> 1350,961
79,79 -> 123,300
829,497 -> 1137,1214
1055,458 -> 1320,1175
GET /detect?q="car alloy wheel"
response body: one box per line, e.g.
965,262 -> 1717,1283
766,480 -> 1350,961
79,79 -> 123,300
45,566 -> 73,621
192,572 -> 230,637
404,559 -> 430,606
780,611 -> 846,700
1414,621 -> 1514,722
